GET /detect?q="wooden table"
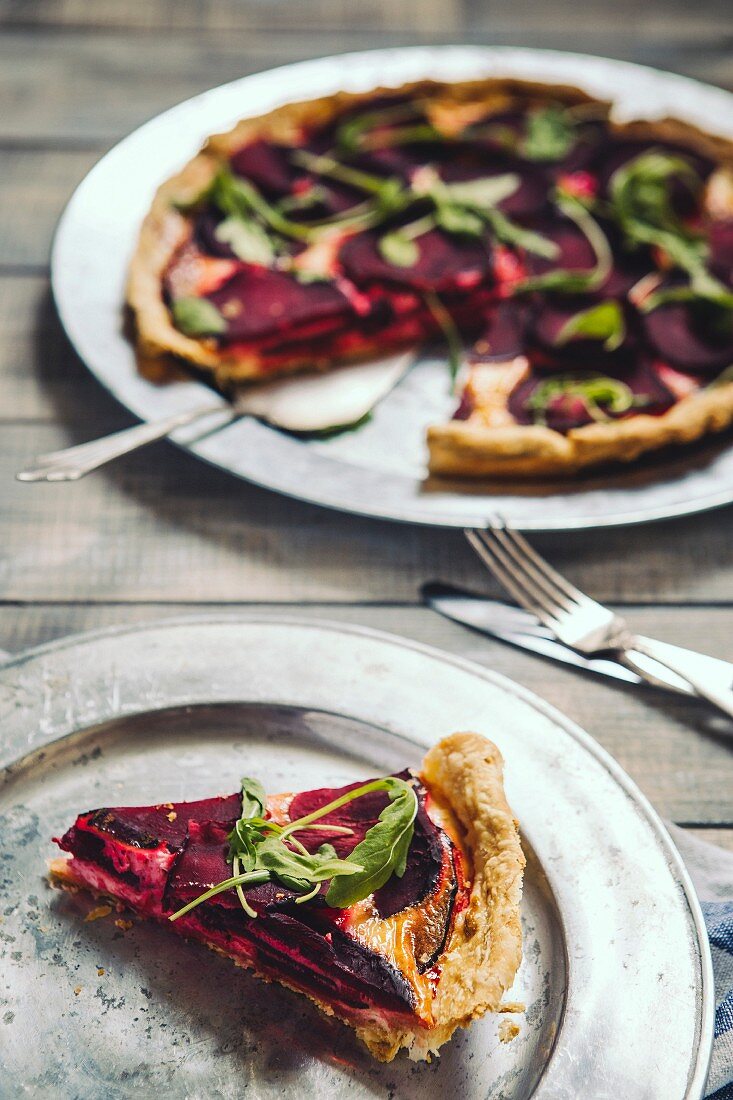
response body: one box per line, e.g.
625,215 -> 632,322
1,1 -> 732,853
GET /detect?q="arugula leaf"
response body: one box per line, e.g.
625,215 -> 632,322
169,773 -> 418,922
255,834 -> 361,893
336,101 -> 426,153
434,204 -> 485,238
171,297 -> 227,338
240,777 -> 267,820
526,372 -> 639,425
523,105 -> 576,162
423,290 -> 463,380
484,207 -> 559,260
606,149 -> 729,301
379,230 -> 420,267
439,173 -> 520,210
291,149 -> 392,198
358,122 -> 441,151
555,300 -> 626,352
640,282 -> 733,314
325,778 -> 418,907
210,168 -> 313,242
214,216 -> 276,265
514,194 -> 612,293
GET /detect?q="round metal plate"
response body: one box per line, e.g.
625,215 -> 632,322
51,46 -> 733,531
0,616 -> 713,1097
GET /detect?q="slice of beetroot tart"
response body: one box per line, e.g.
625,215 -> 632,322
50,732 -> 525,1063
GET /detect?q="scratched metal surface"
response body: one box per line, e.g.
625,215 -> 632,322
51,45 -> 733,531
0,617 -> 713,1097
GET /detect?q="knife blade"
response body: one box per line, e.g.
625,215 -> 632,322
422,582 -> 733,698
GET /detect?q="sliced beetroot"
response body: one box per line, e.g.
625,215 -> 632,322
471,301 -> 531,361
710,219 -> 733,287
524,217 -> 597,276
230,139 -> 300,198
59,794 -> 242,855
439,156 -> 550,219
642,296 -> 733,374
193,210 -> 237,259
531,298 -> 635,357
339,227 -> 492,293
508,356 -> 676,432
207,266 -> 353,343
165,819 -> 239,909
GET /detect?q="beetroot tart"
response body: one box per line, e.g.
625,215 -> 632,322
127,77 -> 733,477
50,732 -> 525,1062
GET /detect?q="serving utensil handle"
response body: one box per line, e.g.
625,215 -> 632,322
15,403 -> 231,482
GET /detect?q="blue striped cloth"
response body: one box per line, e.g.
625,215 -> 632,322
670,827 -> 733,1099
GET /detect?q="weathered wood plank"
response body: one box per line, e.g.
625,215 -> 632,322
2,0 -> 731,48
3,421 -> 733,603
0,28 -> 730,147
0,602 -> 730,824
687,827 -> 733,852
0,276 -> 87,419
0,150 -> 99,267
0,0 -> 462,33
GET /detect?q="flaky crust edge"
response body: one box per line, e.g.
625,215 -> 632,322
427,380 -> 733,478
49,731 -> 524,1064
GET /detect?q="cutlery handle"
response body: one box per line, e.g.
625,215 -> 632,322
16,403 -> 231,482
629,637 -> 733,720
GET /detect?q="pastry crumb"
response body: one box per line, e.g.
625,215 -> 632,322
84,905 -> 112,923
166,811 -> 177,822
114,919 -> 133,932
499,1001 -> 526,1013
73,986 -> 82,996
97,968 -> 105,977
499,1019 -> 520,1043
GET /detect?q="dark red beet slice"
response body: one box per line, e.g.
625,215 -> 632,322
524,217 -> 596,276
531,299 -> 635,357
710,219 -> 733,287
339,228 -> 492,293
194,210 -> 238,259
471,301 -> 531,361
58,794 -> 242,857
508,356 -> 675,432
439,157 -> 549,219
642,297 -> 733,374
230,139 -> 300,198
206,266 -> 353,343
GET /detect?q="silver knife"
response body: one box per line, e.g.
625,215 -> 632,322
422,582 -> 733,698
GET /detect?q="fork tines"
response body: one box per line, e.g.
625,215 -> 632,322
464,517 -> 584,630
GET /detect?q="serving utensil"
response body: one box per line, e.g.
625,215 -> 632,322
465,519 -> 733,720
16,350 -> 415,482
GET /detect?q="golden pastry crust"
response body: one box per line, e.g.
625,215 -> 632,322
428,380 -> 733,478
50,732 -> 524,1063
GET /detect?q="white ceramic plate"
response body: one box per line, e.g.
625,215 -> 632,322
51,47 -> 733,529
0,616 -> 713,1097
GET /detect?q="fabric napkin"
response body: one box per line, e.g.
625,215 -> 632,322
669,826 -> 733,1099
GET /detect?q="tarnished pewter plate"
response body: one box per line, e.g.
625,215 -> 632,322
50,46 -> 733,531
0,617 -> 712,1098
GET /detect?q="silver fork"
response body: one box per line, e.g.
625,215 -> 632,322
465,518 -> 733,721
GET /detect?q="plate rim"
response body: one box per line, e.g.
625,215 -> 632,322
50,44 -> 733,532
0,611 -> 715,1096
